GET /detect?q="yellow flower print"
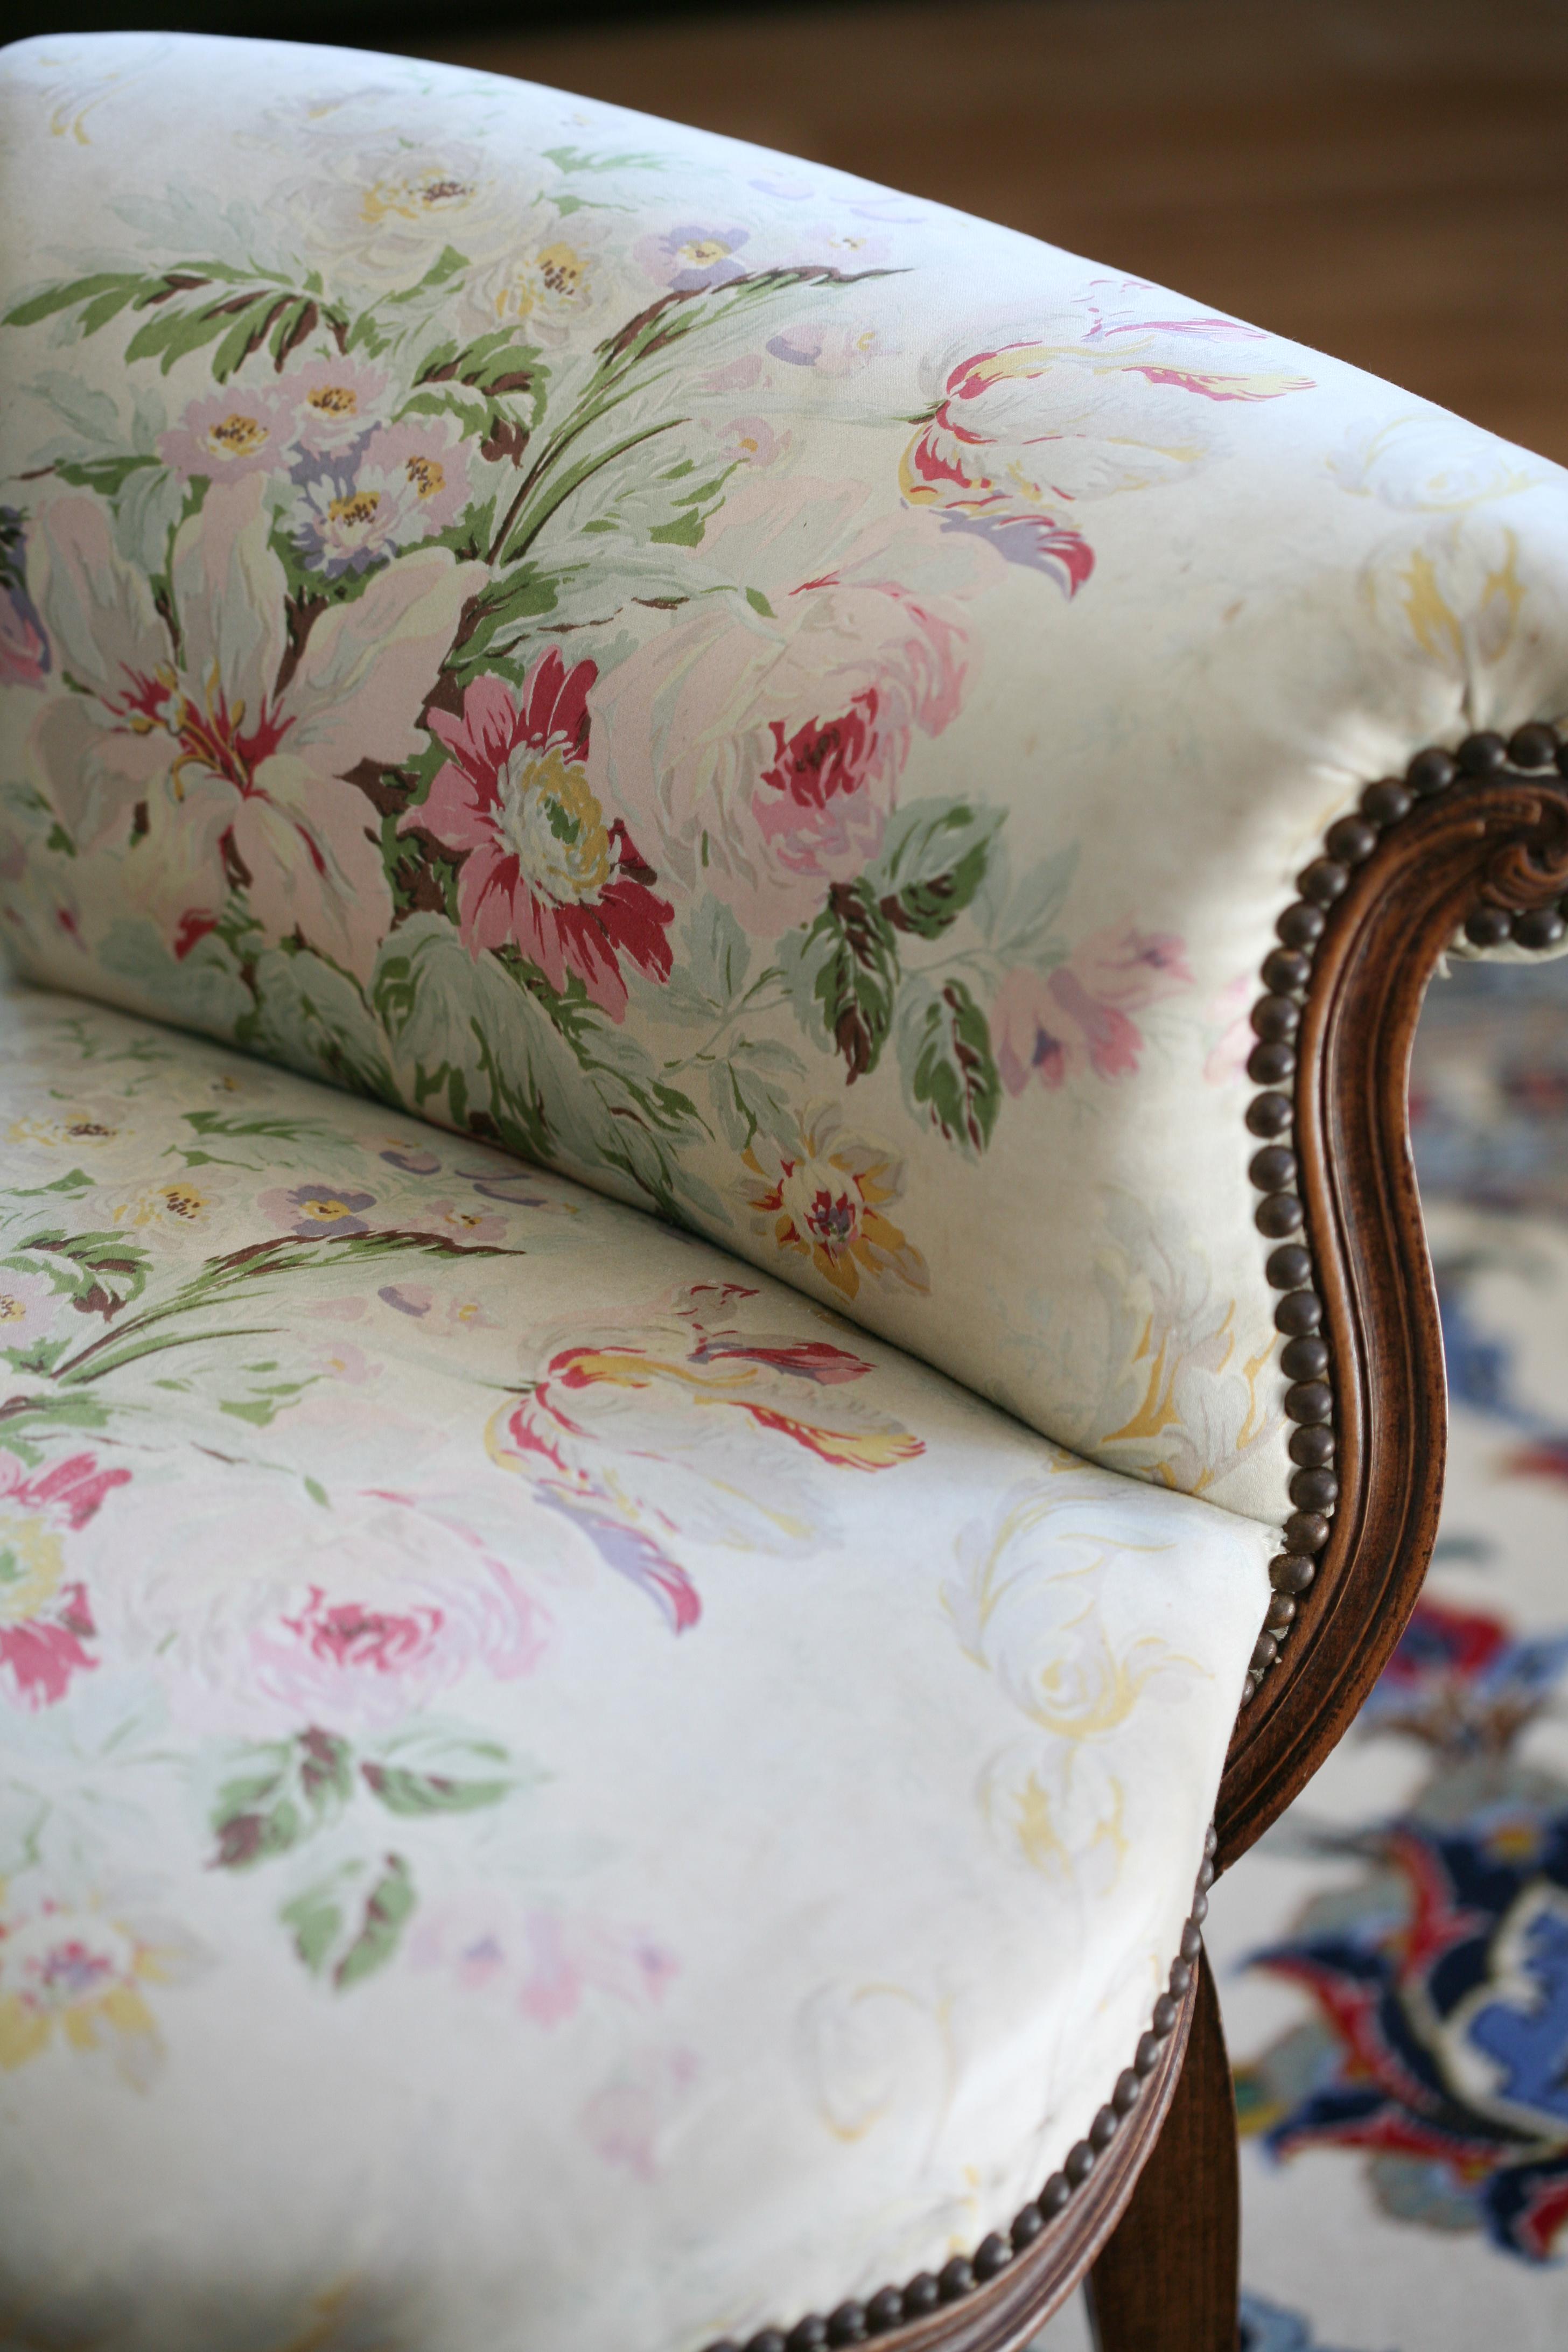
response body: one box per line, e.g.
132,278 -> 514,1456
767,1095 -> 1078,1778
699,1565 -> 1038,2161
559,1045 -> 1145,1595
7,1107 -> 122,1151
111,1176 -> 217,1232
0,1886 -> 204,2087
742,1107 -> 929,1302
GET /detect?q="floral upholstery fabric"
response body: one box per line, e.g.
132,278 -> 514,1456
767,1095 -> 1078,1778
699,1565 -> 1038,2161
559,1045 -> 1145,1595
4,39 -> 1568,1530
0,980 -> 1269,2350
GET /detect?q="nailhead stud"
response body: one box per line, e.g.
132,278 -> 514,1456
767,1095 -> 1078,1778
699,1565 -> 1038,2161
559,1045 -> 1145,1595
1290,1467 -> 1339,1511
1252,993 -> 1300,1040
1151,1993 -> 1180,2036
1277,901 -> 1326,947
1407,746 -> 1458,794
1280,1334 -> 1328,1380
827,2303 -> 867,2344
902,2275 -> 940,2318
1285,1379 -> 1333,1424
1266,1244 -> 1312,1289
1266,1592 -> 1298,1630
1298,858 -> 1350,906
1325,815 -> 1377,864
1466,906 -> 1514,948
1262,947 -> 1312,993
1284,1509 -> 1332,1552
1514,905 -> 1567,949
1064,2140 -> 1097,2187
937,2257 -> 975,2302
746,2333 -> 788,2352
1112,2067 -> 1144,2115
1248,1039 -> 1296,1084
786,2321 -> 828,2351
1508,723 -> 1558,768
1135,2029 -> 1164,2074
1257,1193 -> 1305,1237
1458,730 -> 1507,774
973,2234 -> 1012,2282
1180,1919 -> 1203,1962
1289,1422 -> 1335,1466
1010,2204 -> 1045,2252
1270,1552 -> 1317,1594
1039,2172 -> 1072,2218
1250,1146 -> 1298,1192
1247,1090 -> 1294,1137
864,2286 -> 905,2335
1361,777 -> 1413,825
1275,1288 -> 1323,1335
1089,2104 -> 1119,2152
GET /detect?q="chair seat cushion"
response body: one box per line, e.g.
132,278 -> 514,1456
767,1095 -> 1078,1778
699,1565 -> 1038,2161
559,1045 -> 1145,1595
0,984 -> 1267,2351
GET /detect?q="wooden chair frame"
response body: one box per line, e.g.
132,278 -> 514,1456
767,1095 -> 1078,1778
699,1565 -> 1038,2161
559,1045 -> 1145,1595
712,729 -> 1568,2352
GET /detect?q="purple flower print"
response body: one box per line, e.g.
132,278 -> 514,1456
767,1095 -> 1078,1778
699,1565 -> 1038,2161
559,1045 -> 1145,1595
288,417 -> 473,579
260,1182 -> 376,1239
634,222 -> 750,292
377,1140 -> 443,1175
378,1283 -> 433,1318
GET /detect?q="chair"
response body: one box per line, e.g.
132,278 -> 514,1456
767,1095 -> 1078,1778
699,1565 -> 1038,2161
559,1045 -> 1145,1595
2,30 -> 1566,2352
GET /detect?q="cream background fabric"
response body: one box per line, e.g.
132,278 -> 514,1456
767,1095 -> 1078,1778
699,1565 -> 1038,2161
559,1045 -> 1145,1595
3,36 -> 1566,1532
0,982 -> 1268,2350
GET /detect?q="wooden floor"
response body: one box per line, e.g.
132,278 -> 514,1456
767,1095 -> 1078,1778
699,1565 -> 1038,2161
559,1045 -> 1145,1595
416,0 -> 1568,463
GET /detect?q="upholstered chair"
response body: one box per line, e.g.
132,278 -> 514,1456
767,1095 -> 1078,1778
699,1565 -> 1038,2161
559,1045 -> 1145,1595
2,31 -> 1567,2352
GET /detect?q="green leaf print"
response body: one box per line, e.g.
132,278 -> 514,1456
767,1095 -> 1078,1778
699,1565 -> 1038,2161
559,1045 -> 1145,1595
784,882 -> 901,1081
281,1852 -> 416,1990
13,1230 -> 153,1320
870,800 -> 1003,941
361,1762 -> 514,1816
898,976 -> 1003,1156
209,1728 -> 355,1870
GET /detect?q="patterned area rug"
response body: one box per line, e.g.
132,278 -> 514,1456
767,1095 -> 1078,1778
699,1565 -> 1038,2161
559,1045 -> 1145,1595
1037,951 -> 1568,2350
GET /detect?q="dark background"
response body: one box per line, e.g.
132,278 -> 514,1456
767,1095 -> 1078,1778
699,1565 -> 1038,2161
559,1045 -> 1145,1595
9,0 -> 1567,465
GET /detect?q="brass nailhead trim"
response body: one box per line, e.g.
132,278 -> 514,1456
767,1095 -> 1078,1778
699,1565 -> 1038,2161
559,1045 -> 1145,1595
1242,722 -> 1568,1705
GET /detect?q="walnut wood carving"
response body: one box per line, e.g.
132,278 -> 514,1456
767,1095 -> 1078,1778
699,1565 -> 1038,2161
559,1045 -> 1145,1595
1219,752 -> 1568,1866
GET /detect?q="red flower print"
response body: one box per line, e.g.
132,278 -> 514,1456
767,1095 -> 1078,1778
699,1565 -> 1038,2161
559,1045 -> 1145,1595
0,1451 -> 130,1709
405,652 -> 674,1020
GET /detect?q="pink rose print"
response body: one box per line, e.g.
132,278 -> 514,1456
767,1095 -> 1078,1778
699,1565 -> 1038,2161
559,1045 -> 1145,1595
635,222 -> 749,290
995,923 -> 1193,1095
594,478 -> 967,932
405,650 -> 674,1020
580,2046 -> 699,2179
99,1492 -> 554,1732
411,1900 -> 677,2029
0,1452 -> 130,1710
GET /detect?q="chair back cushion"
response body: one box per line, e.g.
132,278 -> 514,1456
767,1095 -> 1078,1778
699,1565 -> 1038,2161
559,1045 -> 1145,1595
5,33 -> 1568,1524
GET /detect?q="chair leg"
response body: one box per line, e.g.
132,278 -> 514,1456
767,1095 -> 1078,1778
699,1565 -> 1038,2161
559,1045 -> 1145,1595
1086,1944 -> 1240,2352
